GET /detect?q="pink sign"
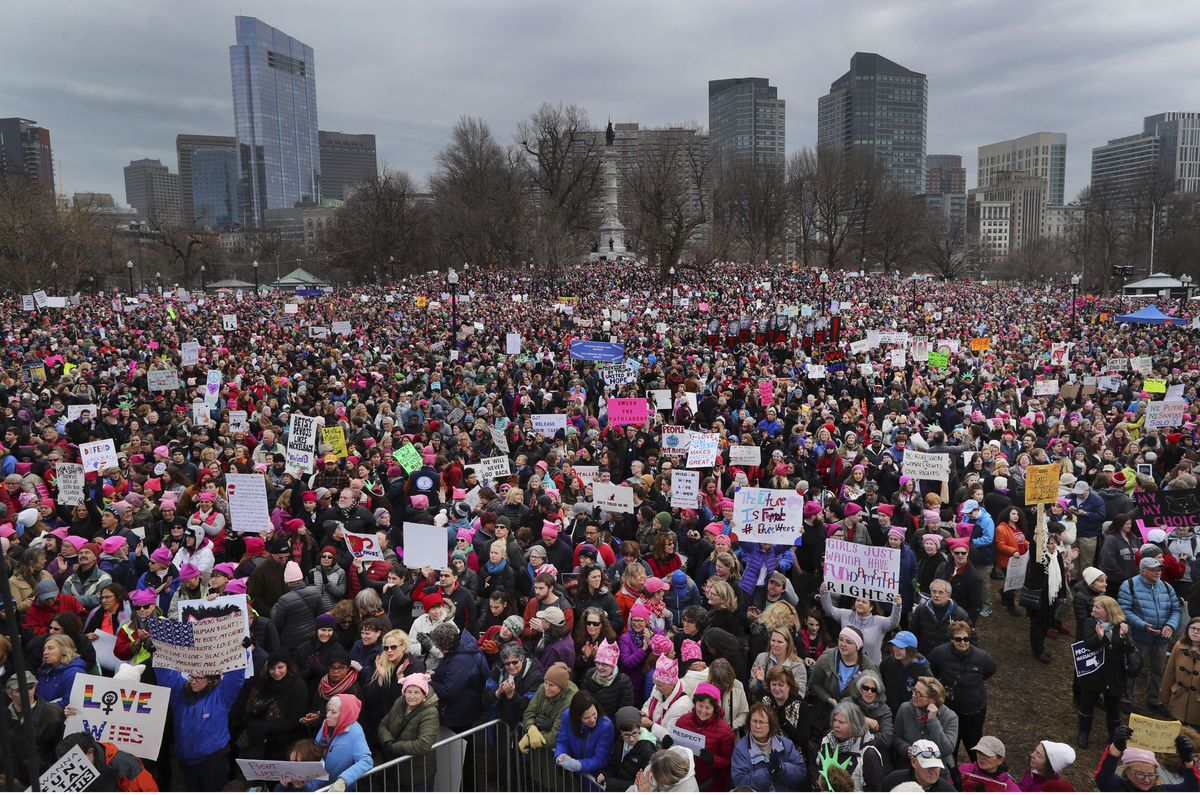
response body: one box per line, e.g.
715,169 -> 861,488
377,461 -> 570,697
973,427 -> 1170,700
760,380 -> 774,406
608,398 -> 649,427
698,302 -> 710,312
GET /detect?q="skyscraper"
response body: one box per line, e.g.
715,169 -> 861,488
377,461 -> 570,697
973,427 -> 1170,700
124,158 -> 182,227
191,149 -> 241,231
708,78 -> 785,175
817,52 -> 928,194
977,132 -> 1067,205
229,16 -> 319,228
0,118 -> 54,193
176,134 -> 235,228
318,131 -> 378,200
926,155 -> 966,194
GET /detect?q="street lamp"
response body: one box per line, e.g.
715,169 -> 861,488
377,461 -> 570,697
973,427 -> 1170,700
447,267 -> 460,336
819,270 -> 830,315
87,275 -> 94,295
50,261 -> 57,294
155,271 -> 162,296
1181,274 -> 1194,315
1070,273 -> 1081,328
126,260 -> 134,293
200,264 -> 207,291
252,260 -> 259,293
669,265 -> 676,285
388,255 -> 394,283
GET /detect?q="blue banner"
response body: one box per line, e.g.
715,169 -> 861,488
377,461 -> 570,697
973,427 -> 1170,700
295,288 -> 322,297
569,339 -> 625,363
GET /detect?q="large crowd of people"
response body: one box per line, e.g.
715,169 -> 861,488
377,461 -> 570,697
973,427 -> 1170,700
1,262 -> 1200,792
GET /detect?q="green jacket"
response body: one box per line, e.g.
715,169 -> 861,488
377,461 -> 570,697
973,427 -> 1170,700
522,681 -> 579,735
377,695 -> 440,782
809,648 -> 880,724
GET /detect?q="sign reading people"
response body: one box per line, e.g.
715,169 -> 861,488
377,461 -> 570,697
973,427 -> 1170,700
732,487 -> 804,544
65,674 -> 170,760
823,539 -> 901,603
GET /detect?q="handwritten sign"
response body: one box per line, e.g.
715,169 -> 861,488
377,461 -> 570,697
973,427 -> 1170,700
229,410 -> 249,434
332,320 -> 352,336
56,462 -> 85,505
66,404 -> 99,422
226,473 -> 272,534
573,465 -> 599,486
608,398 -> 648,427
1144,378 -> 1167,394
728,445 -> 761,467
478,455 -> 512,483
970,337 -> 991,352
505,332 -> 521,355
1004,553 -> 1029,592
823,538 -> 901,602
1131,356 -> 1153,374
222,314 -> 238,330
322,426 -> 349,458
1132,488 -> 1200,529
1024,463 -> 1061,505
663,426 -> 692,456
668,725 -> 707,754
80,439 -> 118,474
1129,713 -> 1182,754
927,351 -> 949,369
671,470 -> 700,510
391,443 -> 423,474
759,380 -> 774,406
146,612 -> 247,674
902,451 -> 950,482
146,368 -> 180,392
1033,379 -> 1060,396
531,414 -> 567,436
236,759 -> 328,783
890,349 -> 906,368
594,482 -> 635,514
65,674 -> 170,760
1106,357 -> 1128,372
1146,400 -> 1187,429
732,487 -> 804,544
180,340 -> 200,366
40,745 -> 99,792
686,433 -> 720,468
286,414 -> 319,474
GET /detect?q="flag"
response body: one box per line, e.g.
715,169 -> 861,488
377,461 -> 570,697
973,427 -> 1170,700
145,617 -> 194,646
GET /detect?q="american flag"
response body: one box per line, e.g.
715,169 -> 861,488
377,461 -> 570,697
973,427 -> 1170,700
145,617 -> 194,646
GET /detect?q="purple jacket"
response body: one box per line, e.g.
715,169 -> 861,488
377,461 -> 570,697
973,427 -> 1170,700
738,544 -> 794,594
536,635 -> 576,674
618,628 -> 654,703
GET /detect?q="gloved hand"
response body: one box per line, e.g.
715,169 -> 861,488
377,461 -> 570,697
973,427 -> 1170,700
527,725 -> 546,749
328,778 -> 347,792
1113,725 -> 1134,753
479,638 -> 499,655
417,632 -> 432,654
559,756 -> 582,773
242,636 -> 254,649
518,732 -> 532,754
768,750 -> 783,778
1178,734 -> 1196,766
699,748 -> 714,765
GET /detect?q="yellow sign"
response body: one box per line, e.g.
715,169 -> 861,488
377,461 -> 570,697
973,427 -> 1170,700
322,427 -> 348,459
1144,378 -> 1167,393
970,337 -> 991,352
1025,463 -> 1061,506
416,296 -> 428,309
1129,713 -> 1182,754
558,296 -> 579,305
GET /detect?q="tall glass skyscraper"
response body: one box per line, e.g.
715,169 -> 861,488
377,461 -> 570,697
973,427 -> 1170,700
191,148 -> 241,231
229,16 -> 319,228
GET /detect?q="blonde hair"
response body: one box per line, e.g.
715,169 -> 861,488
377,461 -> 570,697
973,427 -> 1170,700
490,539 -> 507,556
371,629 -> 410,687
1093,595 -> 1126,625
759,601 -> 801,634
504,488 -> 524,506
45,635 -> 78,664
705,579 -> 739,612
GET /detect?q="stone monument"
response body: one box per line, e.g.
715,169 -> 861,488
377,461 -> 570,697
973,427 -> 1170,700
590,120 -> 637,263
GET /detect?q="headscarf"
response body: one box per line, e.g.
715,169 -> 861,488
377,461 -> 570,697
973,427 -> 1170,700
318,693 -> 363,744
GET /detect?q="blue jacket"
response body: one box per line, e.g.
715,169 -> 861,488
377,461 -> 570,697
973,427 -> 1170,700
159,668 -> 245,763
1070,491 -> 1107,538
968,511 -> 995,548
430,628 -> 489,730
730,733 -> 807,791
1118,574 -> 1182,646
35,657 -> 88,707
304,722 -> 373,791
554,711 -> 615,775
664,579 -> 702,627
738,545 -> 794,595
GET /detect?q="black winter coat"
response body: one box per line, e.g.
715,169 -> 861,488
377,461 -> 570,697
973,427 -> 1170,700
579,670 -> 637,718
927,642 -> 998,716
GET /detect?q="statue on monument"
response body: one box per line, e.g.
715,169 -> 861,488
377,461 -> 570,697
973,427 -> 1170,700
605,120 -> 615,147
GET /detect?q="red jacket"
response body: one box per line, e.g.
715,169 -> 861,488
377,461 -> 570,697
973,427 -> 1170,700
646,554 -> 683,579
101,741 -> 159,791
22,594 -> 86,634
676,707 -> 736,790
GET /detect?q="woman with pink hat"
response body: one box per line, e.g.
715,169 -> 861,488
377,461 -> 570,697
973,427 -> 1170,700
187,490 -> 227,557
378,672 -> 439,787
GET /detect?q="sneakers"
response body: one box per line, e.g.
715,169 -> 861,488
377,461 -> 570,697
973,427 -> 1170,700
980,605 -> 994,618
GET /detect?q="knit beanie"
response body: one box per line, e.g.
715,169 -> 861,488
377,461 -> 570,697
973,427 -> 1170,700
544,662 -> 571,690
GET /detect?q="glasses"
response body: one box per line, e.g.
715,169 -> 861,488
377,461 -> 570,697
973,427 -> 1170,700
504,659 -> 523,667
911,747 -> 940,760
912,690 -> 930,700
952,636 -> 970,643
1128,767 -> 1158,782
621,729 -> 640,737
138,604 -> 156,610
860,685 -> 878,693
382,644 -> 401,650
320,554 -> 334,559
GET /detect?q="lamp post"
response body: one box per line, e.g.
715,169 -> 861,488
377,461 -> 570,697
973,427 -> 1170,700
1070,273 -> 1081,328
88,275 -> 94,295
669,265 -> 676,286
447,267 -> 459,336
200,263 -> 207,291
253,260 -> 259,293
155,271 -> 162,296
50,261 -> 57,294
388,255 -> 394,283
819,270 -> 830,315
1181,274 -> 1194,315
126,259 -> 134,293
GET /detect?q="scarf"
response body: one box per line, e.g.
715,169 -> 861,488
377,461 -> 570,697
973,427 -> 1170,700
637,597 -> 667,619
1046,551 -> 1062,602
592,665 -> 617,688
317,668 -> 359,700
485,557 -> 507,575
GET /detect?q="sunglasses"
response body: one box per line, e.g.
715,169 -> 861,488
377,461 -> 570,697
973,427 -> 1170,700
586,621 -> 601,627
952,636 -> 970,643
859,685 -> 878,693
382,644 -> 401,650
504,659 -> 523,666
911,747 -> 940,760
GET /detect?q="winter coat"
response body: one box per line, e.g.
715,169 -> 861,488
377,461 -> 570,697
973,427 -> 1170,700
1070,491 -> 1107,538
1161,643 -> 1200,726
554,710 -> 615,776
305,720 -> 372,791
1118,573 -> 1182,646
603,728 -> 657,788
809,648 -> 881,725
729,733 -> 806,792
158,668 -> 245,763
927,642 -> 997,716
482,657 -> 544,727
675,706 -> 736,791
910,599 -> 970,655
880,654 -> 932,716
377,694 -> 440,780
429,628 -> 490,731
579,670 -> 637,720
1077,621 -> 1136,694
270,582 -> 323,649
575,588 -> 625,633
535,634 -> 576,674
617,629 -> 654,702
1100,532 -> 1140,593
311,564 -> 348,613
7,698 -> 65,784
737,545 -> 794,595
240,672 -> 310,760
750,652 -> 808,699
642,680 -> 693,741
523,680 -> 579,734
35,657 -> 87,706
892,701 -> 960,770
663,580 -> 702,628
1073,580 -> 1104,640
61,564 -> 112,610
820,589 -> 901,663
247,556 -> 287,613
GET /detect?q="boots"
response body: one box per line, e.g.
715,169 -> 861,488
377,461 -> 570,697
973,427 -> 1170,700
1076,713 -> 1092,749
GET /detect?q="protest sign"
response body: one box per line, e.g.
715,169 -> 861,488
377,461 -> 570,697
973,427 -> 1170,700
204,369 -> 222,409
662,426 -> 691,455
902,451 -> 950,481
236,759 -> 328,783
686,433 -> 720,468
729,445 -> 761,467
145,611 -> 246,674
178,594 -> 254,678
668,725 -> 707,754
394,443 -> 424,474
1132,488 -> 1200,529
1071,640 -> 1104,678
1049,342 -> 1071,366
56,462 -> 85,505
222,314 -> 238,330
146,368 -> 180,392
192,404 -> 210,428
1004,553 -> 1029,592
65,674 -> 170,760
1167,383 -> 1186,400
890,349 -> 906,368
479,455 -> 512,482
1129,713 -> 1182,753
732,487 -> 805,544
180,340 -> 200,366
344,531 -> 386,563
21,294 -> 34,312
1098,375 -> 1122,392
40,745 -> 99,792
805,363 -> 826,379
1144,377 -> 1167,393
286,414 -> 319,474
532,414 -> 567,436
927,351 -> 949,369
1105,356 -> 1128,372
671,469 -> 700,510
506,332 -> 521,355
226,473 -> 272,533
33,289 -> 49,310
229,410 -> 249,434
960,771 -> 1009,792
1131,356 -> 1153,374
911,337 -> 930,362
1024,463 -> 1062,505
608,397 -> 648,426
594,482 -> 635,514
650,389 -> 672,412
80,439 -> 118,473
970,337 -> 991,351
569,339 -> 625,362
322,426 -> 349,458
284,303 -> 299,314
491,426 -> 509,454
849,339 -> 871,355
332,320 -> 352,336
601,361 -> 637,386
880,331 -> 910,345
1033,379 -> 1059,396
1146,399 -> 1187,429
402,522 -> 449,570
66,404 -> 99,422
759,380 -> 774,405
823,538 -> 901,602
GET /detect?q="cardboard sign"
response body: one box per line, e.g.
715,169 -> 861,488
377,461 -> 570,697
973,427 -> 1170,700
332,320 -> 352,336
823,539 -> 901,603
80,439 -> 118,473
1129,713 -> 1182,754
532,414 -> 567,436
344,531 -> 386,562
394,443 -> 424,474
733,487 -> 805,544
236,759 -> 328,783
56,462 -> 85,505
478,455 -> 512,483
40,745 -> 99,792
491,426 -> 509,454
145,612 -> 247,674
286,414 -> 319,474
1071,639 -> 1104,677
506,332 -> 521,355
970,337 -> 991,352
1033,379 -> 1060,396
402,522 -> 450,571
729,445 -> 761,467
1146,400 -> 1187,429
902,451 -> 950,482
226,473 -> 272,534
663,426 -> 692,455
668,725 -> 707,754
805,363 -> 827,380
1024,463 -> 1061,505
1004,553 -> 1029,592
322,426 -> 349,458
146,368 -> 180,391
671,469 -> 700,510
229,411 -> 249,434
608,397 -> 648,426
594,482 -> 635,514
64,674 -> 170,760
686,433 -> 720,468
66,404 -> 99,422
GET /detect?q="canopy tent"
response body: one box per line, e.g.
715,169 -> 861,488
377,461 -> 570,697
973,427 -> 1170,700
1114,304 -> 1187,325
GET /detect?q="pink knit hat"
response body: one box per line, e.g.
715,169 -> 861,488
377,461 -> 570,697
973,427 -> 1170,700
650,634 -> 673,657
630,603 -> 652,621
653,655 -> 679,685
681,639 -> 703,663
595,639 -> 620,667
693,682 -> 722,703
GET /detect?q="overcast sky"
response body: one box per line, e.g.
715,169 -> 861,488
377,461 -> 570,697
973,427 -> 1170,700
3,0 -> 1197,204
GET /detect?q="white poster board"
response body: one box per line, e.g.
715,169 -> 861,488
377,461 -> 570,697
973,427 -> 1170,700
402,522 -> 450,570
79,439 -> 118,473
479,455 -> 512,482
226,473 -> 272,533
593,482 -> 635,514
344,531 -> 387,563
732,487 -> 805,544
146,369 -> 181,392
64,674 -> 170,760
180,340 -> 201,366
236,759 -> 328,783
56,462 -> 85,505
531,414 -> 567,436
902,450 -> 951,481
728,445 -> 761,467
686,433 -> 720,468
671,469 -> 700,510
39,745 -> 99,792
286,413 -> 319,474
823,538 -> 901,603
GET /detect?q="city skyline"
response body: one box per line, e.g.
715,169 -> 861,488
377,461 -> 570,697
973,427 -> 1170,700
2,1 -> 1198,205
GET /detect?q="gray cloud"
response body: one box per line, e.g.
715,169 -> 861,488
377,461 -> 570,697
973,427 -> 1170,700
3,0 -> 1198,204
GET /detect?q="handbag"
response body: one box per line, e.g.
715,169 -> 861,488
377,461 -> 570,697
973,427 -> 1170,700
1018,583 -> 1042,610
1124,643 -> 1144,678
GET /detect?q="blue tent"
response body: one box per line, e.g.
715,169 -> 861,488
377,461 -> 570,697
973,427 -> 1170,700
1114,304 -> 1187,325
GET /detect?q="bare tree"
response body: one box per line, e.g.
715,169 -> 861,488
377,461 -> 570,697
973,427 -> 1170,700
1004,237 -> 1070,281
1068,181 -> 1126,289
713,159 -> 788,262
800,145 -> 884,269
862,187 -> 928,272
918,217 -> 974,281
516,103 -> 604,266
322,167 -> 429,282
785,150 -> 818,268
